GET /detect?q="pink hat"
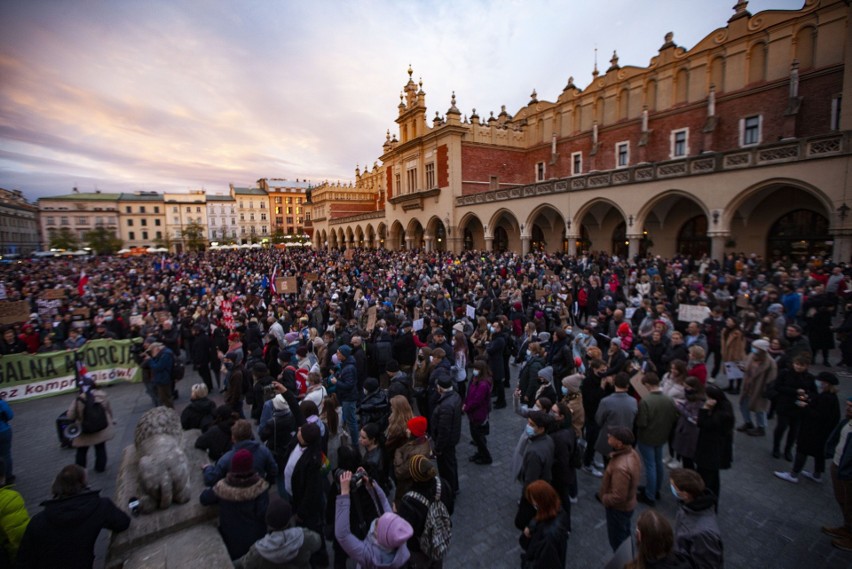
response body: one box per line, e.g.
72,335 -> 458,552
375,513 -> 413,549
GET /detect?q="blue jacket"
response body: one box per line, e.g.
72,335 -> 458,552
335,356 -> 358,402
0,400 -> 13,434
148,348 -> 175,386
204,440 -> 279,487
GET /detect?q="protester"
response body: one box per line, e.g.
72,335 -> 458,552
463,359 -> 493,465
670,468 -> 724,569
636,372 -> 679,507
17,464 -> 130,568
519,480 -> 570,569
180,382 -> 216,431
66,376 -> 115,473
234,497 -> 321,569
0,459 -> 28,566
598,426 -> 642,552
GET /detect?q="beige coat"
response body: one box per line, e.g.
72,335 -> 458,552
721,328 -> 747,363
67,389 -> 116,448
740,353 -> 777,413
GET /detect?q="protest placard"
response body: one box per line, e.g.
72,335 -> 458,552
466,305 -> 476,319
40,289 -> 66,300
304,272 -> 319,282
366,306 -> 377,332
275,277 -> 298,295
413,319 -> 424,332
0,301 -> 30,325
677,304 -> 711,322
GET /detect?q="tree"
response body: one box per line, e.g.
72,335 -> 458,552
48,227 -> 80,251
270,228 -> 286,244
153,234 -> 174,251
84,226 -> 123,255
181,222 -> 207,252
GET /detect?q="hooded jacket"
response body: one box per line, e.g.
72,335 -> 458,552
233,527 -> 322,569
17,490 -> 130,569
335,484 -> 410,569
674,491 -> 724,569
200,476 -> 270,560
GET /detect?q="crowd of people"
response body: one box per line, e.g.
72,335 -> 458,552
0,246 -> 851,567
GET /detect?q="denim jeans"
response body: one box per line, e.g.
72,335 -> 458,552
606,507 -> 633,551
637,442 -> 664,500
739,395 -> 766,428
341,400 -> 359,446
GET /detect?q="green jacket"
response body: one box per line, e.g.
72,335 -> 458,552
636,391 -> 679,446
0,485 -> 29,562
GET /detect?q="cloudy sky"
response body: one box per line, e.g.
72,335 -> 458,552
0,0 -> 803,201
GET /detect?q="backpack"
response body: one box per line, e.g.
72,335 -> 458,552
405,478 -> 452,561
80,393 -> 108,434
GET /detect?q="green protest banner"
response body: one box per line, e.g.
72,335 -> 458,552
0,338 -> 143,403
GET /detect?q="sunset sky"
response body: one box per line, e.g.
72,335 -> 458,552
0,0 -> 803,200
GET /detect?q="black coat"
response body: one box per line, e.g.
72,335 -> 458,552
797,391 -> 841,456
17,490 -> 130,569
392,332 -> 418,367
581,369 -> 606,420
431,389 -> 462,455
259,407 -> 296,464
486,333 -> 507,384
521,510 -> 570,569
200,477 -> 269,560
283,439 -> 324,528
694,402 -> 735,471
662,343 -> 689,368
195,422 -> 233,461
360,389 -> 390,431
550,425 -> 577,521
191,331 -> 216,368
773,369 -> 814,416
180,396 -> 216,431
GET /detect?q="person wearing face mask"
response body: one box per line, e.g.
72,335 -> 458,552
595,373 -> 638,469
426,348 -> 453,420
669,468 -> 724,569
486,321 -> 508,409
533,366 -> 558,405
335,470 -> 413,569
431,376 -> 462,496
581,359 -> 609,477
550,400 -> 579,511
774,371 -> 840,485
737,338 -> 776,437
560,373 -> 585,440
412,347 -> 433,417
463,359 -> 493,465
518,342 -> 546,406
515,411 -> 555,533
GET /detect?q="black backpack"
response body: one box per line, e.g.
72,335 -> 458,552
80,392 -> 108,434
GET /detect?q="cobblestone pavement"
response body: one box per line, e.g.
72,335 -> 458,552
9,357 -> 852,568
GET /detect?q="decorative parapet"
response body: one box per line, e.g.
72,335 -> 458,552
328,210 -> 386,226
455,133 -> 848,207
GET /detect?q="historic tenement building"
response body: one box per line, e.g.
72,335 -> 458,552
309,0 -> 852,263
0,188 -> 40,255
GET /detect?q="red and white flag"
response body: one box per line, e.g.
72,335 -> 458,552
270,265 -> 278,296
77,270 -> 89,296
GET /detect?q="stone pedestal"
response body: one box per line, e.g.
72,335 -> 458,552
106,429 -> 229,568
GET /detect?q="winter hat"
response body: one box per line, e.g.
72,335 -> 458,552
538,332 -> 551,344
224,350 -> 242,364
272,394 -> 289,411
407,416 -> 428,438
337,345 -> 352,358
452,322 -> 464,333
618,322 -> 631,336
436,375 -> 453,390
635,344 -> 648,357
408,454 -> 438,482
266,498 -> 292,531
608,426 -> 635,446
767,304 -> 784,314
231,449 -> 254,476
299,422 -> 321,446
364,377 -> 379,393
562,373 -> 583,395
817,371 -> 839,386
375,513 -> 414,550
751,339 -> 770,352
284,332 -> 300,345
386,359 -> 400,373
277,349 -> 293,363
431,348 -> 446,359
537,366 -> 554,384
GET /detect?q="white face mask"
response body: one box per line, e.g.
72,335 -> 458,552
430,356 -> 434,363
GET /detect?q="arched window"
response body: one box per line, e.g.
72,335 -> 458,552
677,216 -> 710,258
767,209 -> 830,261
612,222 -> 628,258
494,227 -> 509,252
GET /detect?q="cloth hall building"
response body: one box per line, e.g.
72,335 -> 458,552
309,0 -> 852,263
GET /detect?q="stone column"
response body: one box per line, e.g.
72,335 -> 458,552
424,236 -> 434,252
448,236 -> 463,254
484,236 -> 494,252
709,233 -> 729,263
405,236 -> 414,250
521,235 -> 531,256
627,234 -> 643,259
566,234 -> 579,256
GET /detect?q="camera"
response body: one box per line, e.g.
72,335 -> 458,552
351,470 -> 367,488
128,497 -> 140,516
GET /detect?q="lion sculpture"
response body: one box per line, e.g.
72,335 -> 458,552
134,406 -> 191,512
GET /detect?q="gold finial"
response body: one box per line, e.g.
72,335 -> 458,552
407,64 -> 413,78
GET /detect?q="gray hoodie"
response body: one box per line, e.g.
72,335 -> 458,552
233,527 -> 321,569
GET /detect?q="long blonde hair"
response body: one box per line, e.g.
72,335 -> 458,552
386,395 -> 414,440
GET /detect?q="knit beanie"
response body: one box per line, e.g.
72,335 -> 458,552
272,394 -> 288,411
537,366 -> 554,384
407,416 -> 428,438
375,513 -> 414,550
408,454 -> 438,483
618,322 -> 631,336
231,449 -> 254,476
266,498 -> 292,530
635,344 -> 648,357
337,345 -> 352,358
562,373 -> 583,395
